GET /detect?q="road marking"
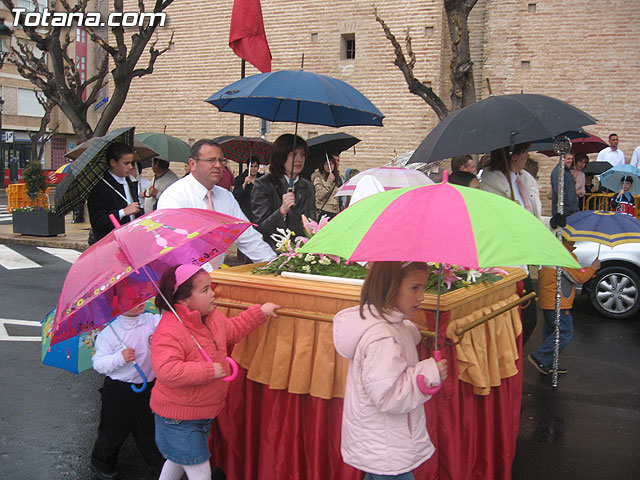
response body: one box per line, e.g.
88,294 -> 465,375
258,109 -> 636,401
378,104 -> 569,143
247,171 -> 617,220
37,247 -> 81,264
0,244 -> 41,270
0,318 -> 41,342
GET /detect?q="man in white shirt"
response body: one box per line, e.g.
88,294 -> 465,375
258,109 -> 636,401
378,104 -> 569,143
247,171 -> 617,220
596,133 -> 625,166
87,142 -> 142,243
158,139 -> 276,263
630,145 -> 640,169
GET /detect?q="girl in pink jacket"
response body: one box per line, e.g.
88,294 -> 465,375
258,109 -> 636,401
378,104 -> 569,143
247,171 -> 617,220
150,264 -> 278,480
334,261 -> 447,479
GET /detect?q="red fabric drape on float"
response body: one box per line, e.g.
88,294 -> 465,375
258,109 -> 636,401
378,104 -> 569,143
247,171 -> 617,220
209,322 -> 523,480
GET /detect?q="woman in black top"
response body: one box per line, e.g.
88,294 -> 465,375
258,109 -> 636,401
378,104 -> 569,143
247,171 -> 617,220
251,134 -> 316,250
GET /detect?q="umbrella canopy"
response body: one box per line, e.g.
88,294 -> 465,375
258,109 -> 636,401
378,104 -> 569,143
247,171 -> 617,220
335,167 -> 433,197
54,127 -> 135,216
531,130 -> 608,157
583,161 -> 612,175
65,137 -> 157,163
54,162 -> 72,174
300,180 -> 580,269
600,164 -> 640,195
135,132 -> 191,163
41,308 -> 108,375
50,208 -> 252,346
213,135 -> 272,164
205,70 -> 384,127
302,132 -> 360,178
563,210 -> 640,247
407,94 -> 597,166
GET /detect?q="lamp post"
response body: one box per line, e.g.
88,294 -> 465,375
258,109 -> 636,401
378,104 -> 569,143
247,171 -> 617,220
0,17 -> 13,187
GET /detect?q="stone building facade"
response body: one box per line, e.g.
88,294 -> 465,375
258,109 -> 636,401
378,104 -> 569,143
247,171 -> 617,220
112,0 -> 640,215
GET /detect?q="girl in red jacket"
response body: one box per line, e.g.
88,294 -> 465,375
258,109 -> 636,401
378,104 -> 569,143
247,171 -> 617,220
150,264 -> 279,480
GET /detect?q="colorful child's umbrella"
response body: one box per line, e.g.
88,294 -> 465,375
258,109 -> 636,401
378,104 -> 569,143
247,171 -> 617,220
49,208 -> 252,346
301,179 -> 580,269
41,308 -> 108,375
54,163 -> 72,175
41,300 -> 158,376
563,210 -> 640,247
300,176 -> 580,395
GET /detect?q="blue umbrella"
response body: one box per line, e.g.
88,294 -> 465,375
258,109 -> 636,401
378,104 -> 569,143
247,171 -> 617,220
205,70 -> 384,127
563,210 -> 640,247
599,164 -> 640,195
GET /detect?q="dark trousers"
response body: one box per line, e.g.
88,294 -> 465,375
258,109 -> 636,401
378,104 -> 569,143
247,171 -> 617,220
520,275 -> 538,346
91,377 -> 163,473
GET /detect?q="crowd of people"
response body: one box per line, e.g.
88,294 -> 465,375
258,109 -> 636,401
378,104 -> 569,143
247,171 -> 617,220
80,129 -> 639,480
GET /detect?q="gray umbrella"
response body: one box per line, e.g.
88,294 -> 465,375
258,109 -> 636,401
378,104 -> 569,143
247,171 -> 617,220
407,94 -> 597,166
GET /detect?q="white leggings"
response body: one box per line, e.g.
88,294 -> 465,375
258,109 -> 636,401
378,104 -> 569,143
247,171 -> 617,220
158,459 -> 211,480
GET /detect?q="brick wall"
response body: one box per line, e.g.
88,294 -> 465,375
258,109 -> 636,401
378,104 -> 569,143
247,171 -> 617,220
112,0 -> 640,215
113,0 -> 448,175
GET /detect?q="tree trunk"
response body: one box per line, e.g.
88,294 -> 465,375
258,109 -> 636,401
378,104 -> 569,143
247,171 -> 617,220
445,0 -> 478,111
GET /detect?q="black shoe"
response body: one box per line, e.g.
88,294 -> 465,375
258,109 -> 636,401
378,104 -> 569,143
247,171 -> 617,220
527,354 -> 551,375
89,463 -> 120,480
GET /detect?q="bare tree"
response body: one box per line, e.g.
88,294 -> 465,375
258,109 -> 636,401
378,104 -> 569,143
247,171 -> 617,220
29,92 -> 59,162
374,0 -> 478,119
2,0 -> 174,141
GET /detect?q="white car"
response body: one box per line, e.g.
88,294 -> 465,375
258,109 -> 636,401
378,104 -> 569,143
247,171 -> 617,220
572,241 -> 640,319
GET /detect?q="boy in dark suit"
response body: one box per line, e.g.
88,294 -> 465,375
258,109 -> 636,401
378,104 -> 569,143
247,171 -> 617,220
88,142 -> 142,243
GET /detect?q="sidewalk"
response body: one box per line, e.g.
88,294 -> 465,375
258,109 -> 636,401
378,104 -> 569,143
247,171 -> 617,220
0,212 -> 90,251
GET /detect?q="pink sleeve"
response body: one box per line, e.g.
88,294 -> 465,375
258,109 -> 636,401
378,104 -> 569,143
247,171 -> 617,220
362,338 -> 441,414
221,304 -> 267,345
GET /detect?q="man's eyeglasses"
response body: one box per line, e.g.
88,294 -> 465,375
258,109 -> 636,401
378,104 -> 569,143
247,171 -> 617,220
196,157 -> 228,166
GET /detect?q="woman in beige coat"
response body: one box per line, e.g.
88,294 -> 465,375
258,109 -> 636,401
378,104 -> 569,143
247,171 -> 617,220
311,154 -> 342,219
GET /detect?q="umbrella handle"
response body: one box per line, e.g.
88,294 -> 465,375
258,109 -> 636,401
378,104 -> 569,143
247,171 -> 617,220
222,356 -> 239,382
417,350 -> 443,395
109,214 -> 121,228
197,348 -> 239,382
130,362 -> 148,393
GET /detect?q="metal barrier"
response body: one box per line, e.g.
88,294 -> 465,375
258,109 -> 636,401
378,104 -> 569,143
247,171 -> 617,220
582,193 -> 640,220
6,183 -> 50,212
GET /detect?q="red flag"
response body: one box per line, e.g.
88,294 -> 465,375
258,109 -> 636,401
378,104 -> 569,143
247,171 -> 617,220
229,0 -> 272,73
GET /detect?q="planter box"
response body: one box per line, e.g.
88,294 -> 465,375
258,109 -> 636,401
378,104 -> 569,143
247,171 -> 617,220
12,210 -> 65,237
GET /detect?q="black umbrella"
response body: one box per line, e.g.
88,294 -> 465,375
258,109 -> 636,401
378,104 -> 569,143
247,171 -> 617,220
301,133 -> 360,178
54,127 -> 135,216
407,94 -> 597,166
583,161 -> 613,175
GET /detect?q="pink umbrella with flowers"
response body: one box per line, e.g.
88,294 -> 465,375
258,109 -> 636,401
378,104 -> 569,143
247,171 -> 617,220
49,208 -> 252,389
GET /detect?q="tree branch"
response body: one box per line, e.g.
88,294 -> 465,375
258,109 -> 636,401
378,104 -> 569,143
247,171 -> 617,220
374,8 -> 449,120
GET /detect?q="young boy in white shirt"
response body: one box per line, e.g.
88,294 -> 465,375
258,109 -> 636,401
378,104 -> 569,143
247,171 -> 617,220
90,302 -> 163,480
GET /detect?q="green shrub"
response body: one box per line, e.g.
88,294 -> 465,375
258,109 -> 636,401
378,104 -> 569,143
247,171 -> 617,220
23,160 -> 48,202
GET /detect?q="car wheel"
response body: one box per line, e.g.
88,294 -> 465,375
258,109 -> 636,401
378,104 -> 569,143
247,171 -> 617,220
589,265 -> 640,319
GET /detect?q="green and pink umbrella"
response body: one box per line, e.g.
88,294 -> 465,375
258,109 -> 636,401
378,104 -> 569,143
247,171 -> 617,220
300,179 -> 579,269
300,176 -> 579,395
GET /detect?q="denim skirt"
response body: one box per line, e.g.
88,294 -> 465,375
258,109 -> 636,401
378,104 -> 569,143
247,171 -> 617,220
154,414 -> 212,465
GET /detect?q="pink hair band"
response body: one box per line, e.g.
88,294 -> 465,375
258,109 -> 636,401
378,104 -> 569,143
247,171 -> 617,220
173,264 -> 203,293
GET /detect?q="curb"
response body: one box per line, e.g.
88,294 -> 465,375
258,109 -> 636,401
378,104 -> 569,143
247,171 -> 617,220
0,234 -> 89,251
